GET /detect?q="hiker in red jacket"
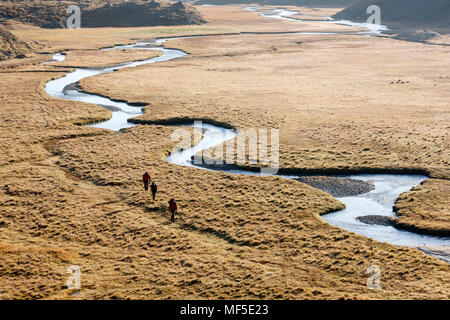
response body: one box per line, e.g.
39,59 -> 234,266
151,182 -> 158,200
168,198 -> 177,222
143,172 -> 151,191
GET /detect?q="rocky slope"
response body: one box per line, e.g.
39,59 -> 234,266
333,0 -> 450,31
83,1 -> 205,27
0,1 -> 205,28
0,26 -> 31,60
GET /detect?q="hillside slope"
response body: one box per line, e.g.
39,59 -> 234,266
83,1 -> 205,28
0,26 -> 31,60
333,0 -> 450,30
0,1 -> 205,28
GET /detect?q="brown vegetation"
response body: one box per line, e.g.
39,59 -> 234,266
79,20 -> 449,236
81,33 -> 449,179
0,4 -> 448,299
0,1 -> 205,29
0,25 -> 31,60
53,49 -> 162,68
394,179 -> 450,237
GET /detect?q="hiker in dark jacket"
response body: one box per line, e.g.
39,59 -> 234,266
143,172 -> 151,191
168,198 -> 177,222
151,182 -> 158,200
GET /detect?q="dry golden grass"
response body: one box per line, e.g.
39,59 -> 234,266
8,4 -> 359,54
0,69 -> 111,167
52,125 -> 345,246
34,125 -> 450,299
394,179 -> 450,236
0,53 -> 50,70
196,4 -> 361,33
81,33 -> 449,178
0,242 -> 76,299
0,5 -> 448,299
289,6 -> 342,19
53,49 -> 162,68
79,29 -> 449,236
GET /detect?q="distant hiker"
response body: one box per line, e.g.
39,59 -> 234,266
143,172 -> 151,191
168,198 -> 177,222
151,182 -> 158,200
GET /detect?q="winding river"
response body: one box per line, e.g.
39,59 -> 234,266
243,6 -> 389,34
45,9 -> 449,261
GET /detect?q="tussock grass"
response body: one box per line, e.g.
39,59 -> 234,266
0,5 -> 448,299
53,49 -> 162,69
394,179 -> 450,236
47,125 -> 449,299
80,32 -> 449,235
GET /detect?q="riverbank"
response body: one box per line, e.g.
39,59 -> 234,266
393,179 -> 450,237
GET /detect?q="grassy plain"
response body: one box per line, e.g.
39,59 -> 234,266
80,21 -> 449,235
84,32 -> 449,179
52,49 -> 162,68
0,5 -> 448,299
394,179 -> 450,236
